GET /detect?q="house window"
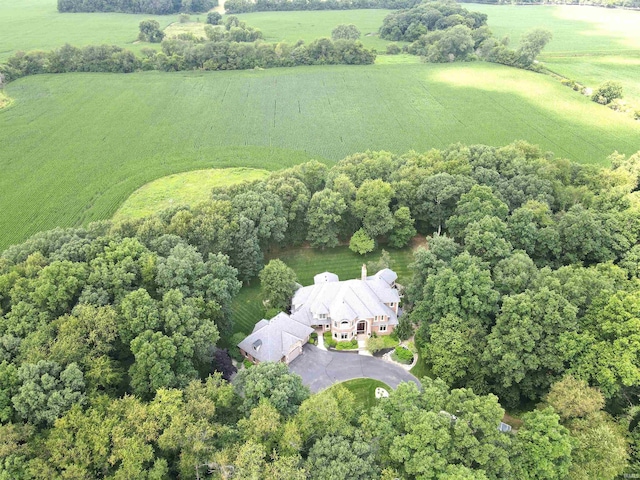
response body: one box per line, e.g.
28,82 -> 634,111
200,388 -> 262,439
319,313 -> 327,319
341,333 -> 348,339
341,321 -> 349,328
334,321 -> 337,328
334,333 -> 337,338
389,303 -> 394,307
379,325 -> 387,332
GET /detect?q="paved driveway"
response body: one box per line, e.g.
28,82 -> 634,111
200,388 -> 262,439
289,344 -> 421,393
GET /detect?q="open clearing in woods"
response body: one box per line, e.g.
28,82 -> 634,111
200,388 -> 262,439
113,167 -> 270,221
2,62 -> 639,250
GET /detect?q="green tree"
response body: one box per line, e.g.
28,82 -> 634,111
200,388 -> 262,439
12,360 -> 85,426
306,434 -> 378,480
306,189 -> 347,249
295,385 -> 357,445
138,19 -> 165,43
568,411 -> 628,480
206,11 -> 222,25
463,216 -> 512,265
515,28 -> 552,68
234,362 -> 309,417
354,179 -> 395,238
414,173 -> 475,234
510,408 -> 573,480
331,24 -> 361,40
388,207 -> 416,248
259,259 -> 298,311
484,288 -> 578,401
492,250 -> 538,295
349,229 -> 375,255
544,375 -> 605,421
129,330 -> 181,398
447,185 -> 508,239
231,190 -> 288,248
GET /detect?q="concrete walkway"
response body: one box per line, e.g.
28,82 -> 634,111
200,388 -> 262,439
289,344 -> 421,393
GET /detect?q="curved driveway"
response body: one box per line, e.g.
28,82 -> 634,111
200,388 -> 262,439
288,344 -> 421,393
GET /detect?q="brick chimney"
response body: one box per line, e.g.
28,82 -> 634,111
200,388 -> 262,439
361,264 -> 367,281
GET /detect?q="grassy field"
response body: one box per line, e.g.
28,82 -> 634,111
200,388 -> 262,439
469,4 -> 640,103
3,62 -> 639,249
236,10 -> 398,51
113,167 -> 270,221
327,378 -> 391,409
0,0 -> 179,61
228,245 -> 416,341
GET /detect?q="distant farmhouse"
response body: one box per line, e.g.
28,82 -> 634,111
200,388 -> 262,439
238,265 -> 402,364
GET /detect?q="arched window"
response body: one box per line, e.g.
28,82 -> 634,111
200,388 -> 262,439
341,320 -> 350,328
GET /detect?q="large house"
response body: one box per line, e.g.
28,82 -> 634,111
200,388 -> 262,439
238,265 -> 401,364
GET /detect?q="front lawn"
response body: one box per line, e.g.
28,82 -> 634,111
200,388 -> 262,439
409,351 -> 433,381
328,378 -> 391,411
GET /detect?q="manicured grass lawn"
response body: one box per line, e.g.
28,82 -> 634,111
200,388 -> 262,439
3,61 -> 639,249
226,245 -> 416,343
328,378 -> 390,410
0,0 -> 178,61
235,10 -> 400,51
409,352 -> 433,382
469,4 -> 640,103
113,167 -> 270,221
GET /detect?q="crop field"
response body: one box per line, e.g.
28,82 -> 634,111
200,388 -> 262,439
236,10 -> 398,51
470,4 -> 640,103
0,0 -> 177,61
113,167 -> 270,221
228,245 -> 416,342
2,62 -> 639,250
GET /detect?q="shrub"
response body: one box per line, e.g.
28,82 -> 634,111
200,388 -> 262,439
392,346 -> 414,364
634,109 -> 640,121
179,13 -> 191,23
386,43 -> 401,55
336,339 -> 359,350
349,229 -> 375,255
207,11 -> 222,25
229,332 -> 247,362
243,359 -> 254,369
309,332 -> 318,345
324,332 -> 337,348
332,24 -> 361,41
591,80 -> 623,105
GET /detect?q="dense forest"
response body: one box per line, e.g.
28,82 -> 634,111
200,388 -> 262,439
225,0 -> 420,13
58,0 -> 217,14
1,142 -> 640,477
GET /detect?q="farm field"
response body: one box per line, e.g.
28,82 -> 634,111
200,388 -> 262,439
113,167 -> 270,221
228,245 -> 416,342
470,4 -> 640,103
236,10 -> 398,51
2,63 -> 639,250
0,0 -> 177,61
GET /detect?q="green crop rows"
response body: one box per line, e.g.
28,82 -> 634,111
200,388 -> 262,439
2,62 -> 639,250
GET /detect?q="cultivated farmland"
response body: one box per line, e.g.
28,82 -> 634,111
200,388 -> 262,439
2,62 -> 639,250
236,10 -> 399,51
0,0 -> 177,61
470,4 -> 640,103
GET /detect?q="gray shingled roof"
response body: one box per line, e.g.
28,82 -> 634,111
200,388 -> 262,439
291,268 -> 400,327
238,312 -> 313,363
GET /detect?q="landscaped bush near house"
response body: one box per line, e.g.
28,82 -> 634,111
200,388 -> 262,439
336,339 -> 359,350
324,332 -> 337,348
309,332 -> 318,345
243,359 -> 254,369
392,346 -> 414,364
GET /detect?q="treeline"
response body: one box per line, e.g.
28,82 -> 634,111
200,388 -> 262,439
57,0 -> 217,14
382,2 -> 552,68
0,37 -> 375,84
225,0 -> 421,14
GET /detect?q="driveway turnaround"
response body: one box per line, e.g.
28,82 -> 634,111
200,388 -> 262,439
289,344 -> 421,393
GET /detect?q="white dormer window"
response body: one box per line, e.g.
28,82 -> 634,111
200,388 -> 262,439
389,303 -> 394,307
319,313 -> 327,319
